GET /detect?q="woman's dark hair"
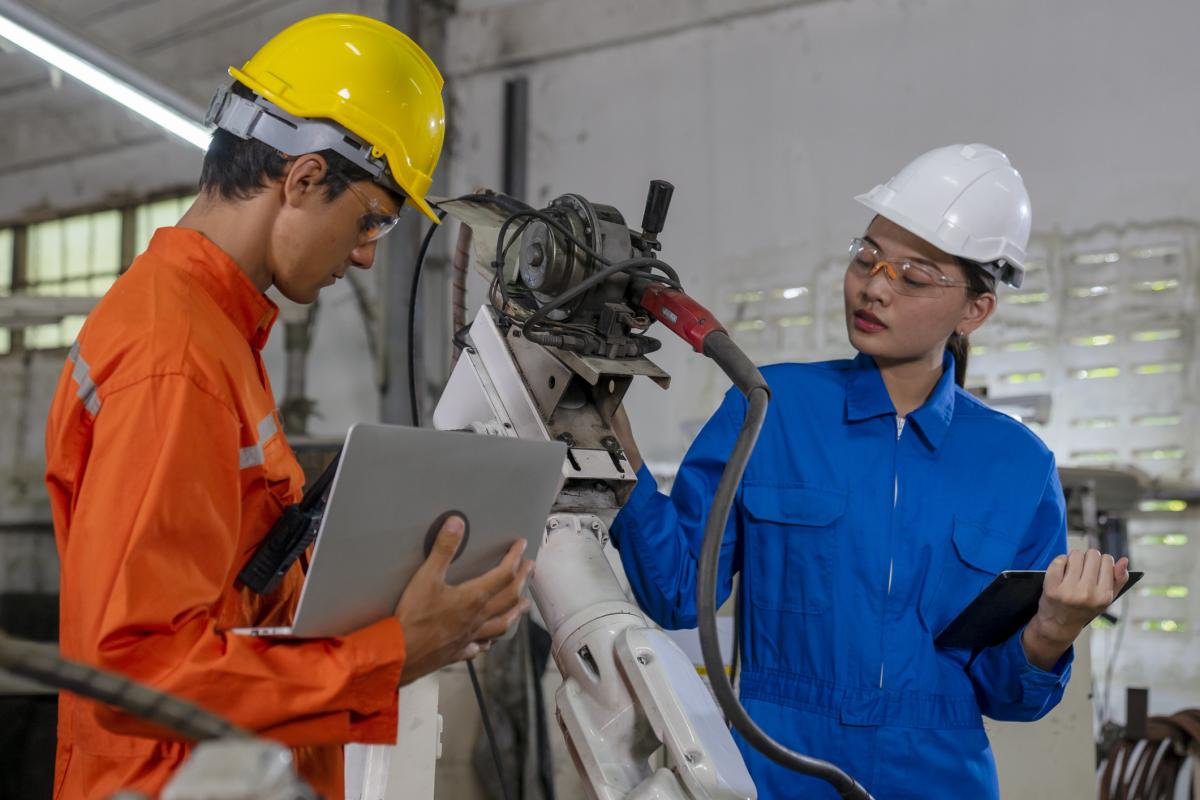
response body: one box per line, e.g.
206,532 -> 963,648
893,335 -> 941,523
198,82 -> 375,202
947,260 -> 997,387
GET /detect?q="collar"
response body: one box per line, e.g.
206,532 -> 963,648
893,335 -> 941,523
845,350 -> 957,450
148,227 -> 279,350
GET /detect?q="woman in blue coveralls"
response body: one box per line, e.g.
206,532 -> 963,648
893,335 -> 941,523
609,144 -> 1130,799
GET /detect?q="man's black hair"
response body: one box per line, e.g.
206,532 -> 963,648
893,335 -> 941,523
198,82 -> 384,203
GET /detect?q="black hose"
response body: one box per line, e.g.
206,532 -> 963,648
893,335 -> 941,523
697,332 -> 874,800
0,631 -> 249,742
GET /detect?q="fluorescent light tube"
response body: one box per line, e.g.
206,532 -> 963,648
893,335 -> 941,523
0,11 -> 209,150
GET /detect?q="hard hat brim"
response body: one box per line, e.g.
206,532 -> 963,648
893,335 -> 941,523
409,194 -> 441,225
855,191 -> 1024,287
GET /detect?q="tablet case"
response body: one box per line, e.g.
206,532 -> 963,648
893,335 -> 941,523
934,569 -> 1144,650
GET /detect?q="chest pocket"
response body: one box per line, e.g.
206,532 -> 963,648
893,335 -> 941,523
922,516 -> 1021,639
742,483 -> 845,615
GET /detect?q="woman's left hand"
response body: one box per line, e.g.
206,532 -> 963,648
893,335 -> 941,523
1021,549 -> 1130,670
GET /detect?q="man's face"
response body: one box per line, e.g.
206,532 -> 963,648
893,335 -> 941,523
270,163 -> 400,304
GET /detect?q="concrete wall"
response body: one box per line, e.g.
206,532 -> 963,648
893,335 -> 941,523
446,0 -> 1200,466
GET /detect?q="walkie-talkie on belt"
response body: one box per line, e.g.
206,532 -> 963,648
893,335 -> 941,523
238,450 -> 342,594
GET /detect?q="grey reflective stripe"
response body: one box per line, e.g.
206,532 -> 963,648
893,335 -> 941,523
257,413 -> 278,443
239,412 -> 278,470
68,341 -> 101,416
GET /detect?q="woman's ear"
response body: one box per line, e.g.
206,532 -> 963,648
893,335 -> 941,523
281,154 -> 329,208
957,292 -> 996,337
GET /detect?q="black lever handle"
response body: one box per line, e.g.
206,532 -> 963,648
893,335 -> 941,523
641,179 -> 674,240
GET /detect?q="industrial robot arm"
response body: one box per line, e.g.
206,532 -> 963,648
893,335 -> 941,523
431,181 -> 873,800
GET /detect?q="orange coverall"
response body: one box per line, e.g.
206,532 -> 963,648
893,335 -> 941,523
44,227 -> 405,799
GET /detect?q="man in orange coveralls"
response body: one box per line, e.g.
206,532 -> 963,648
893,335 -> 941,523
42,14 -> 533,799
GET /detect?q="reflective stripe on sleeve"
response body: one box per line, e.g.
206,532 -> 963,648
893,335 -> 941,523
68,341 -> 101,416
239,412 -> 278,469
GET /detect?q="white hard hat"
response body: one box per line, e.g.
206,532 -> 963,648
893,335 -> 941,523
855,144 -> 1031,288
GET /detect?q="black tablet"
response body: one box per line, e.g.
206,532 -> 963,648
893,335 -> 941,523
934,569 -> 1144,650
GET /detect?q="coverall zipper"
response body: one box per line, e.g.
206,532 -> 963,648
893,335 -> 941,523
881,415 -> 905,689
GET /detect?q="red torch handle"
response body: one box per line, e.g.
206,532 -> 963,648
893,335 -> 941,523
637,283 -> 726,353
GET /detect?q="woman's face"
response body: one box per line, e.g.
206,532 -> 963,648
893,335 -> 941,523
843,215 -> 995,365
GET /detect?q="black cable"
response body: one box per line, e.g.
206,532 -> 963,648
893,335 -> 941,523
491,217 -> 537,311
527,622 -> 557,800
522,257 -> 680,336
452,322 -> 474,353
408,209 -> 448,425
468,659 -> 514,800
405,214 -> 513,800
492,209 -> 610,281
696,331 -> 873,800
490,209 -> 680,331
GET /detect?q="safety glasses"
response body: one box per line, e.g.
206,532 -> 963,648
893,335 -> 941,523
847,238 -> 971,298
345,181 -> 405,242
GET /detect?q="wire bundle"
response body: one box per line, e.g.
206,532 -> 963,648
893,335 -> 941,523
1099,709 -> 1200,799
487,207 -> 680,355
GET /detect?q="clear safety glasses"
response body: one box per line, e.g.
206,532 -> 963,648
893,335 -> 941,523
846,238 -> 972,298
345,181 -> 405,243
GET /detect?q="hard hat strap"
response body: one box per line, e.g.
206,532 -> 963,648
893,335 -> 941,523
974,258 -> 1023,290
204,84 -> 403,195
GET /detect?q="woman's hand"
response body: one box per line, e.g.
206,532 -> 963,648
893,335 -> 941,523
1021,549 -> 1130,670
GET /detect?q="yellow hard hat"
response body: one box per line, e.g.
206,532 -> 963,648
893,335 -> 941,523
228,13 -> 445,223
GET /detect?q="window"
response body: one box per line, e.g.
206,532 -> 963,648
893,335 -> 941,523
134,195 -> 195,255
1005,291 -> 1049,305
1133,446 -> 1185,462
4,193 -> 195,352
1139,585 -> 1189,598
1138,500 -> 1189,513
1001,370 -> 1045,385
1069,284 -> 1114,299
1135,362 -> 1184,376
1132,328 -> 1182,343
1138,533 -> 1188,546
1070,449 -> 1120,464
1133,414 -> 1181,427
1071,366 -> 1121,380
1071,334 -> 1116,347
1072,416 -> 1119,429
23,210 -> 122,350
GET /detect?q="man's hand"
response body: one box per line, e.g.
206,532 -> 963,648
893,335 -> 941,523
394,515 -> 534,685
1022,549 -> 1130,670
610,405 -> 644,473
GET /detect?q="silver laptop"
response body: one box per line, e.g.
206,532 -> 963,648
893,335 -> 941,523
235,423 -> 566,638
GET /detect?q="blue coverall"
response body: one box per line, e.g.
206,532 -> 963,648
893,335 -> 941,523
611,352 -> 1072,799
